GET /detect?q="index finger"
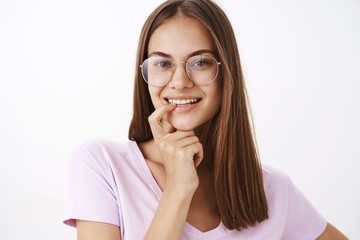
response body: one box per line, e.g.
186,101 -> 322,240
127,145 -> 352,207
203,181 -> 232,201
148,103 -> 176,139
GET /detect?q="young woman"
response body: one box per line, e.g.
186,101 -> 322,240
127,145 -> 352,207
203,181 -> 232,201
64,0 -> 348,239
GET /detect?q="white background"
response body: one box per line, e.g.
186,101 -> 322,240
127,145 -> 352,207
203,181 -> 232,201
0,0 -> 359,239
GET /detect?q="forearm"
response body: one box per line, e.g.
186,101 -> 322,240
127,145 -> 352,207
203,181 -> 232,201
316,223 -> 348,240
144,186 -> 195,240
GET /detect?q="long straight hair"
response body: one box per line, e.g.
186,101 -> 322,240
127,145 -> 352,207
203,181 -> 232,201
129,0 -> 268,230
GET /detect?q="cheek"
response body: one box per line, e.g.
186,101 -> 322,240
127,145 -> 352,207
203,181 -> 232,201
148,87 -> 163,109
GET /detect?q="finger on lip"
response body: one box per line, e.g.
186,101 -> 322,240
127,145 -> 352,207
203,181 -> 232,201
159,102 -> 175,110
167,103 -> 176,108
149,103 -> 175,126
159,103 -> 176,114
148,103 -> 176,139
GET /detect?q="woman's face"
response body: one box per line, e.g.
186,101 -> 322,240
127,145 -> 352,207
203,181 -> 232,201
147,16 -> 221,131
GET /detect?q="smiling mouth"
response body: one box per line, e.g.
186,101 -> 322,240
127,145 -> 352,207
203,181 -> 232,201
165,98 -> 202,107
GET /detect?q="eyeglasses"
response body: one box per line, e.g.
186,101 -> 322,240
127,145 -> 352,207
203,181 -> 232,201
140,55 -> 221,87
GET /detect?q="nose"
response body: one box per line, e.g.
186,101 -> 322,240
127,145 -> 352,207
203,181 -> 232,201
168,62 -> 194,89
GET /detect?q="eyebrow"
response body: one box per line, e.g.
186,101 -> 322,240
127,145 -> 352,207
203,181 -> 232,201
148,49 -> 217,59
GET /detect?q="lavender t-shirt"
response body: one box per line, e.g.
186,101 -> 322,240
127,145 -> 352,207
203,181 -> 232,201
63,140 -> 327,240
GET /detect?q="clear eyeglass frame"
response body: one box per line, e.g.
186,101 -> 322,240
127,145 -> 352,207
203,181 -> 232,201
139,55 -> 221,87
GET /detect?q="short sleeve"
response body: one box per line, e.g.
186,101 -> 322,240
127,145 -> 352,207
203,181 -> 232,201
282,175 -> 327,240
63,141 -> 120,227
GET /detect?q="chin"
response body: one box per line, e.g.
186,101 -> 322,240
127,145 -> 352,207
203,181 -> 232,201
169,118 -> 211,132
171,122 -> 197,131
165,112 -> 214,132
166,117 -> 199,131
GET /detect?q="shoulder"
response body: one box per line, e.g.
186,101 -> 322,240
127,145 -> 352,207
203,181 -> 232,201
261,164 -> 291,189
261,164 -> 328,239
260,164 -> 294,207
71,139 -> 131,154
68,139 -> 138,173
70,139 -> 134,161
64,139 -> 134,228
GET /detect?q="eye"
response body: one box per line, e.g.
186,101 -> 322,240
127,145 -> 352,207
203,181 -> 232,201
155,60 -> 171,69
194,60 -> 209,67
189,57 -> 213,70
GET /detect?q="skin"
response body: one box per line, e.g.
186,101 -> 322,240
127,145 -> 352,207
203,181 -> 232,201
142,16 -> 222,238
147,16 -> 221,131
76,15 -> 348,240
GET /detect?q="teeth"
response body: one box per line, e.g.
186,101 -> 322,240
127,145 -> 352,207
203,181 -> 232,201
167,98 -> 199,105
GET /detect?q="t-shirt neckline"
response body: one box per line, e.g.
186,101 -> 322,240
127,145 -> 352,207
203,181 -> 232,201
128,141 -> 227,239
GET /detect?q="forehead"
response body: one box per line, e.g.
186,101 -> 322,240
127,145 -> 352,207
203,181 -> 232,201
148,15 -> 215,58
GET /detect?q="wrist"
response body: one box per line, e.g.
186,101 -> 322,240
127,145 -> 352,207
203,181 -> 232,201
163,181 -> 198,199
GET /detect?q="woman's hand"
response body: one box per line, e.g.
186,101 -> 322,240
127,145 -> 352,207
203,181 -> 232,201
148,103 -> 203,192
143,103 -> 204,239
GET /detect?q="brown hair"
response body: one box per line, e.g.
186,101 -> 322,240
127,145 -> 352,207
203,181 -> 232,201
128,0 -> 268,230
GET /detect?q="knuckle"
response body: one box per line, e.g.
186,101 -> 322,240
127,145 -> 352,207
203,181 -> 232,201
158,140 -> 167,149
148,114 -> 155,123
192,136 -> 199,142
176,150 -> 185,158
168,145 -> 176,153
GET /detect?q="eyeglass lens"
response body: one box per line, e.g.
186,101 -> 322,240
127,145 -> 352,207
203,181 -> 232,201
141,55 -> 219,87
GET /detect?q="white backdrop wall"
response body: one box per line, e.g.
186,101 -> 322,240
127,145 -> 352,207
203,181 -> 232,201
0,0 -> 359,239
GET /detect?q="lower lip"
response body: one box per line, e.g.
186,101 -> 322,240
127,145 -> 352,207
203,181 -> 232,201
173,101 -> 200,113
